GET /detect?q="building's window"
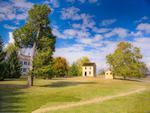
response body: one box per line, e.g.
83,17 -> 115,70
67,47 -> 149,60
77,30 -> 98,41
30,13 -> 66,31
90,67 -> 91,69
89,71 -> 91,75
23,68 -> 27,72
24,61 -> 27,65
28,62 -> 30,65
85,67 -> 86,69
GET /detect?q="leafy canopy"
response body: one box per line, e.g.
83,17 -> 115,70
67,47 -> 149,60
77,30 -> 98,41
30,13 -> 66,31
52,57 -> 69,77
76,56 -> 90,76
13,4 -> 56,79
106,42 -> 148,79
68,62 -> 79,76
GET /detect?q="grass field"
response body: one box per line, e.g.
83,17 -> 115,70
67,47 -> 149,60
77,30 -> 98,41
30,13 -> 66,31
0,77 -> 150,113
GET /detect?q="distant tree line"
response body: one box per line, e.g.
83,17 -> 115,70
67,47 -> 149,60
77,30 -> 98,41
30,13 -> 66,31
51,56 -> 90,78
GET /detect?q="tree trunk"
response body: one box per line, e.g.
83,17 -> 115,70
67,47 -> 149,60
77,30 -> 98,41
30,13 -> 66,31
27,75 -> 32,87
123,76 -> 126,80
28,42 -> 36,87
27,28 -> 40,87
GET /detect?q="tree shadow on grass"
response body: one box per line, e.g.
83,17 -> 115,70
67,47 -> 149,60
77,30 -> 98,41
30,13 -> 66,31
41,81 -> 96,88
0,84 -> 27,113
114,78 -> 142,82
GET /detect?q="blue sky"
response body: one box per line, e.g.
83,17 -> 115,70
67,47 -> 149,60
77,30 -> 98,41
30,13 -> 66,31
0,0 -> 150,71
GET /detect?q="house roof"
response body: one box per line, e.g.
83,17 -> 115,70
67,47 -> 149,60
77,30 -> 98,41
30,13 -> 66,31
82,63 -> 96,66
18,54 -> 31,61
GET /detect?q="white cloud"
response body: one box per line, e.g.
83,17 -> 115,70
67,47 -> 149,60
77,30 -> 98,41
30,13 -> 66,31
54,41 -> 117,71
5,32 -> 15,48
61,7 -> 95,30
8,32 -> 15,44
93,28 -> 110,33
89,0 -> 98,3
137,23 -> 150,33
44,0 -> 59,8
61,7 -> 81,20
63,29 -> 78,37
105,28 -> 129,38
130,31 -> 143,37
0,0 -> 33,21
52,26 -> 91,39
101,19 -> 117,26
52,26 -> 66,39
78,34 -> 103,46
66,0 -> 98,3
4,24 -> 18,30
135,16 -> 149,24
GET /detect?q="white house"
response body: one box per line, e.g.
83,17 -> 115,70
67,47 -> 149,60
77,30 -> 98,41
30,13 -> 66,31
18,48 -> 32,75
105,70 -> 113,79
82,63 -> 96,77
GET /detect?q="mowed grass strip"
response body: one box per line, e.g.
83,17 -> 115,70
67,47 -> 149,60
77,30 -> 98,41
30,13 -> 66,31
50,89 -> 150,113
0,77 -> 146,113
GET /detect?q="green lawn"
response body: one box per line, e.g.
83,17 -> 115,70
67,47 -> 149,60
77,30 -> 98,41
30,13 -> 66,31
0,77 -> 149,113
50,90 -> 150,113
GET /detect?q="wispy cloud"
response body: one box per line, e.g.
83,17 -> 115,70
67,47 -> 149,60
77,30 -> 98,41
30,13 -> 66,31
44,0 -> 59,8
66,0 -> 98,4
54,41 -> 117,71
4,24 -> 18,30
101,19 -> 117,26
105,28 -> 129,38
136,23 -> 150,33
0,0 -> 33,21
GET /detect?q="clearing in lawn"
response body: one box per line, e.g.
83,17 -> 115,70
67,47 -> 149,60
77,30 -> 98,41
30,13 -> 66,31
0,77 -> 150,113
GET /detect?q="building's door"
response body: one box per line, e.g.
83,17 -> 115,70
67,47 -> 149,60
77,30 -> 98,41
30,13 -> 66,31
85,72 -> 87,76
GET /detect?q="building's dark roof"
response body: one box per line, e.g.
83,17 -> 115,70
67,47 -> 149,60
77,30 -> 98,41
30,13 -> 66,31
82,63 -> 95,66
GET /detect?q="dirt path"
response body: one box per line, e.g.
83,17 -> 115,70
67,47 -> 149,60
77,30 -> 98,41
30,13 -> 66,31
32,87 -> 146,113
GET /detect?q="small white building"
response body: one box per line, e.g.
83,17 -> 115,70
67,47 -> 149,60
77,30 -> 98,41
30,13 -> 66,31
18,48 -> 32,75
18,54 -> 31,75
82,63 -> 96,77
105,70 -> 113,79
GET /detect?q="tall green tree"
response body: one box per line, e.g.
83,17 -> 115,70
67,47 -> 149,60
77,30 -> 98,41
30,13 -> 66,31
106,42 -> 148,79
13,5 -> 56,86
76,56 -> 90,76
53,57 -> 69,77
6,50 -> 21,78
68,62 -> 79,76
0,36 -> 6,80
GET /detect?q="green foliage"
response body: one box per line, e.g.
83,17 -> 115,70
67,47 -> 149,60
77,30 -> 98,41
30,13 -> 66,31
13,4 -> 56,80
32,49 -> 54,79
68,63 -> 79,76
6,50 -> 21,78
0,36 -> 6,80
13,5 -> 53,48
76,56 -> 90,76
52,57 -> 69,77
106,42 -> 148,79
